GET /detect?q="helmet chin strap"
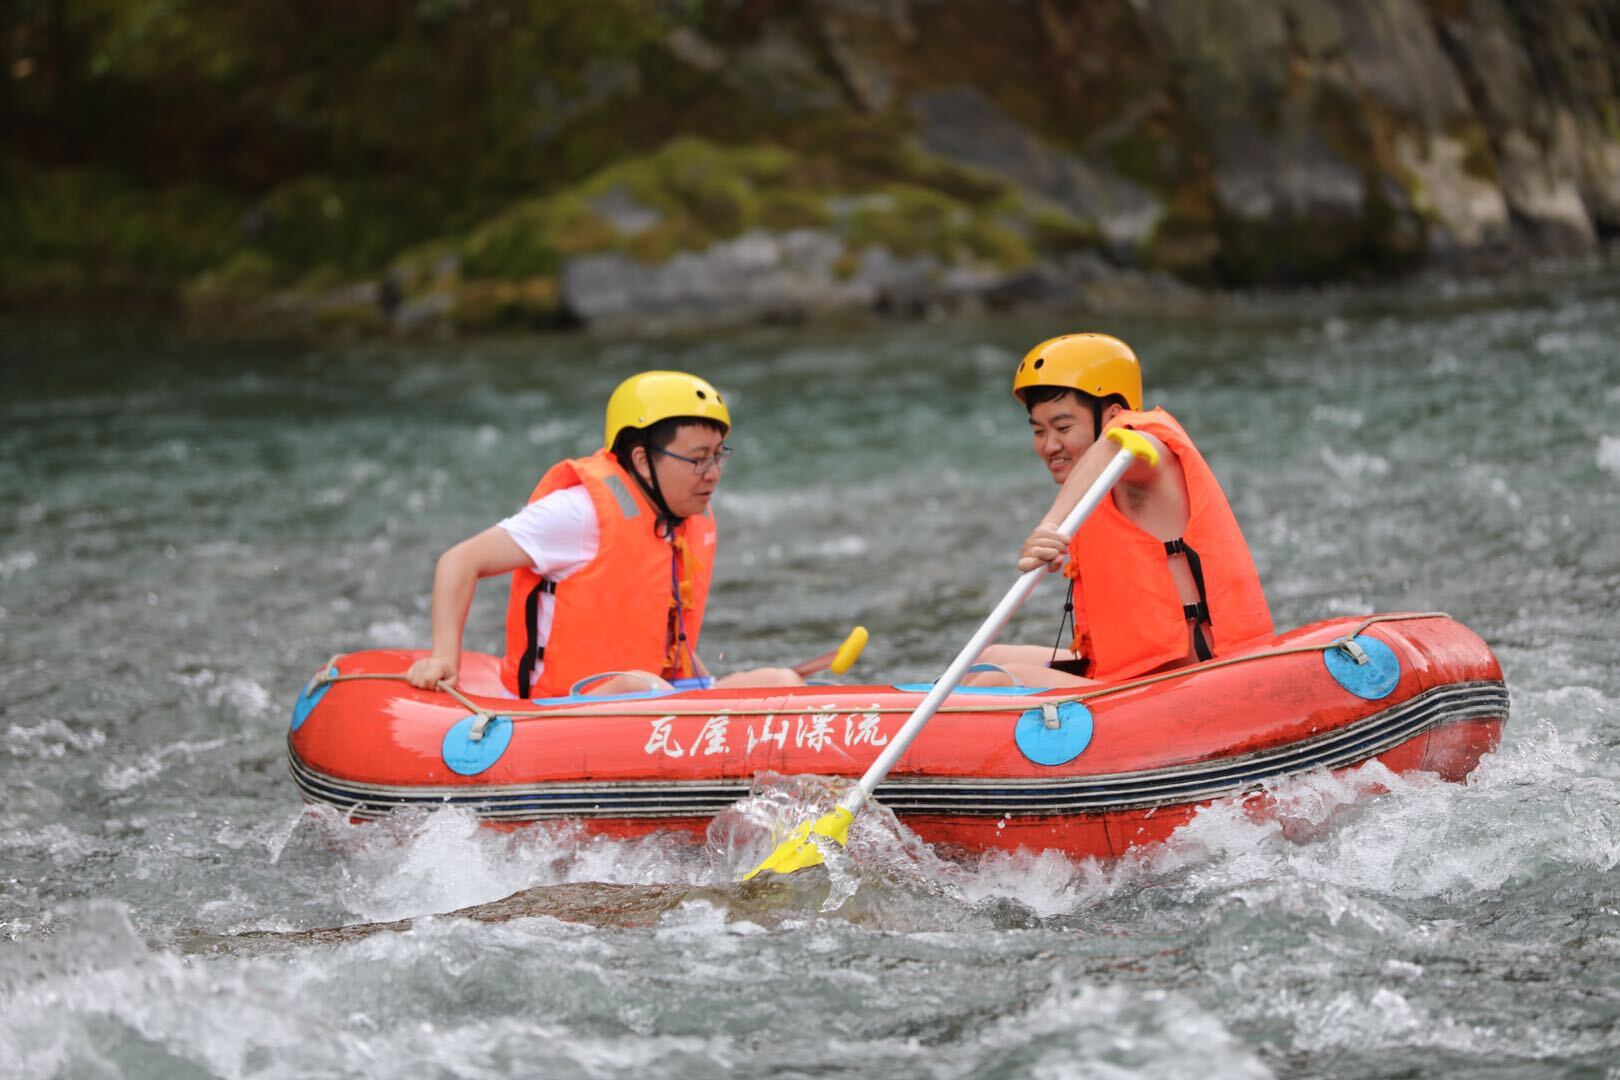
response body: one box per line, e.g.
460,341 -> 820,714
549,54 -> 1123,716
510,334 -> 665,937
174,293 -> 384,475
631,438 -> 682,538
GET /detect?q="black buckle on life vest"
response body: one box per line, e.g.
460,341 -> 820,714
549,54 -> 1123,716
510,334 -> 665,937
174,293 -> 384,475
1165,539 -> 1212,623
1168,539 -> 1215,661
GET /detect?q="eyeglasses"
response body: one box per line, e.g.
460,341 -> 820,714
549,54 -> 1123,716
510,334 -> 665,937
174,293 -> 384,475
654,444 -> 734,475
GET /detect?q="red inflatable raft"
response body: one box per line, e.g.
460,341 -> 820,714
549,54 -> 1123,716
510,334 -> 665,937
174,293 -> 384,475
286,612 -> 1506,861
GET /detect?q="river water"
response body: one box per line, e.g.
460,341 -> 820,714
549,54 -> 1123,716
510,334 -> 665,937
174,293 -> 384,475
3,270 -> 1619,1078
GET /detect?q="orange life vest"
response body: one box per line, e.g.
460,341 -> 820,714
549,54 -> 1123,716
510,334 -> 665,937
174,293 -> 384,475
1062,408 -> 1272,680
499,449 -> 715,698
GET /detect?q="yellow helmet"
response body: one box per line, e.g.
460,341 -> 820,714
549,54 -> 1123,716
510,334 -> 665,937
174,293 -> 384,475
604,370 -> 731,447
1012,333 -> 1143,411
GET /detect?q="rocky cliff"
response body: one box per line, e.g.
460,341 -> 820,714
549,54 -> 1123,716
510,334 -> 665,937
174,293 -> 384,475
6,0 -> 1618,337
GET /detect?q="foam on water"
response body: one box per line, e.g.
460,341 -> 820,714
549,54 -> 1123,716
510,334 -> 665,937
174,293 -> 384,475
1599,434 -> 1620,475
5,278 -> 1620,1076
4,715 -> 1617,1078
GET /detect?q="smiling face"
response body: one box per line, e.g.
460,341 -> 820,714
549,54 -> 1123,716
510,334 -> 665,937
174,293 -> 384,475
633,421 -> 727,518
1028,392 -> 1099,485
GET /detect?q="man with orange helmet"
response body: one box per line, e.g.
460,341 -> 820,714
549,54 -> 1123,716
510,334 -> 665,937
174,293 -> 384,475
975,333 -> 1273,686
406,370 -> 801,697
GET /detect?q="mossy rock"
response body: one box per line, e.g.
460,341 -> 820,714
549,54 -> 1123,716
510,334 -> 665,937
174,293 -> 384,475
1028,208 -> 1101,253
759,190 -> 833,231
888,145 -> 1010,206
582,138 -> 795,211
458,200 -> 598,279
311,298 -> 389,338
845,184 -> 961,258
454,277 -> 563,330
622,216 -> 716,264
841,182 -> 1033,267
961,218 -> 1035,267
289,264 -> 352,295
387,241 -> 464,295
455,138 -> 815,277
444,134 -> 1043,282
180,250 -> 283,309
1457,125 -> 1498,182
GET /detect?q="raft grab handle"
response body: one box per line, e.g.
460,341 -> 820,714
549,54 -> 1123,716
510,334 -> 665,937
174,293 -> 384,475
1332,636 -> 1371,666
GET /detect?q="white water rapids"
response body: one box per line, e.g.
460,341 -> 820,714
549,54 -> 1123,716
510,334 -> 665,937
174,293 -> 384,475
2,271 -> 1618,1077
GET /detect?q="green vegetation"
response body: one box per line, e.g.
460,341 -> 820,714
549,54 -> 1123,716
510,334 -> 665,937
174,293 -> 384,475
3,0 -> 696,305
2,166 -> 240,299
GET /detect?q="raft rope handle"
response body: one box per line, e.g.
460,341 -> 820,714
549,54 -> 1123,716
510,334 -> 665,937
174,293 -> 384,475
444,681 -> 504,742
309,660 -> 504,741
1333,636 -> 1371,666
308,654 -> 344,690
308,612 -> 1448,723
1050,611 -> 1444,707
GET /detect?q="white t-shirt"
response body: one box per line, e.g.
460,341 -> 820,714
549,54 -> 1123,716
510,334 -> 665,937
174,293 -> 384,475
497,486 -> 600,687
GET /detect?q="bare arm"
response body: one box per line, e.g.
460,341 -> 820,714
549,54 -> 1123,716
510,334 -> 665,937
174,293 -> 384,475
1017,429 -> 1171,572
406,526 -> 533,689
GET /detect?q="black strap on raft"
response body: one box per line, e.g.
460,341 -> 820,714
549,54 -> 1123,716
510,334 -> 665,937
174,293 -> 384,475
515,578 -> 557,698
1165,538 -> 1214,661
1048,579 -> 1090,676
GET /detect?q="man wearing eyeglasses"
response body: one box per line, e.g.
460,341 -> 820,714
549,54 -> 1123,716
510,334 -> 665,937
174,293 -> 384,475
406,370 -> 802,698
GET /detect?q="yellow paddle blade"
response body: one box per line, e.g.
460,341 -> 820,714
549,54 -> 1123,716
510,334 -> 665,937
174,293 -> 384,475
828,626 -> 869,676
741,806 -> 855,880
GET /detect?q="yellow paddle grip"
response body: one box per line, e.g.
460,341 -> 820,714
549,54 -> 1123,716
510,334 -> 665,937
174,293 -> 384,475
829,626 -> 869,676
1106,427 -> 1160,467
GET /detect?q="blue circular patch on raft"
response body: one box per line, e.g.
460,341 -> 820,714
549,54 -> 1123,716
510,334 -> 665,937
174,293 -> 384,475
290,667 -> 337,732
1014,700 -> 1094,766
1323,635 -> 1401,700
441,714 -> 513,776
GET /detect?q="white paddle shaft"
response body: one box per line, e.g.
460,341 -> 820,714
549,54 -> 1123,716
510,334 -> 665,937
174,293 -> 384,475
843,443 -> 1139,810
